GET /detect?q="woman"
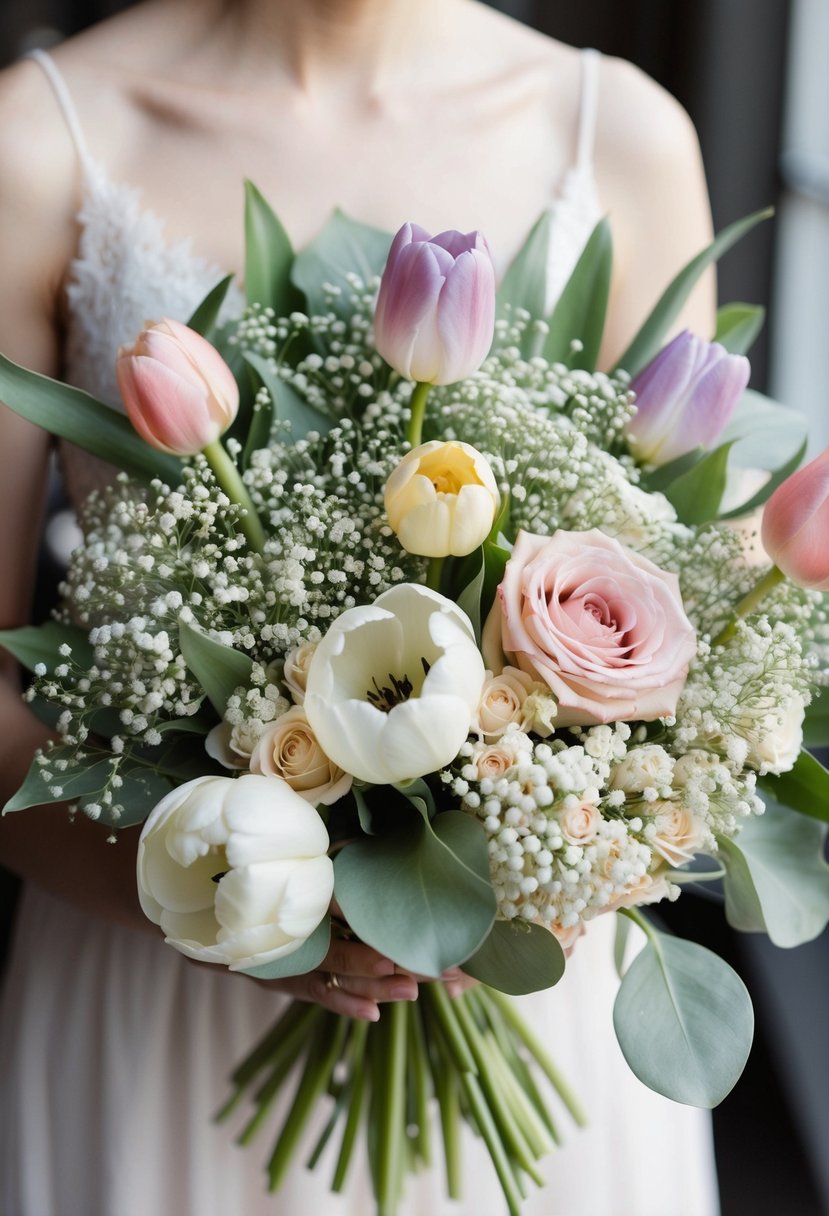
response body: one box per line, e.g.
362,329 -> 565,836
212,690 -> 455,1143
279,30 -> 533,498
0,1 -> 718,1212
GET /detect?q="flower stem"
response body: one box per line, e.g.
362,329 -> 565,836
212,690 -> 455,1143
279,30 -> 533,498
426,556 -> 444,591
406,381 -> 432,448
712,564 -> 786,647
202,439 -> 266,553
377,1000 -> 407,1216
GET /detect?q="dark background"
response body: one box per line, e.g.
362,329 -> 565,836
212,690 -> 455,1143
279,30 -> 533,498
1,2 -> 827,1213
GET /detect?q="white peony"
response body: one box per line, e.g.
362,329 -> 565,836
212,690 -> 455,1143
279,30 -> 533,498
303,583 -> 485,785
137,773 -> 333,970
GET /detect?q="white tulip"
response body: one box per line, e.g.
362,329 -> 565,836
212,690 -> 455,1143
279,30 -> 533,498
304,583 -> 486,785
136,773 -> 333,970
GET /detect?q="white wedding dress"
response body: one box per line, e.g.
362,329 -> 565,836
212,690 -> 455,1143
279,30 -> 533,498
0,50 -> 720,1216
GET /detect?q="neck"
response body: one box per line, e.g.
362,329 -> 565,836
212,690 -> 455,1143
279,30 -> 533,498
223,0 -> 455,99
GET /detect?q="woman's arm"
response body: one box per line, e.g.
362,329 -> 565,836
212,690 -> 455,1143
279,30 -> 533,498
595,58 -> 718,365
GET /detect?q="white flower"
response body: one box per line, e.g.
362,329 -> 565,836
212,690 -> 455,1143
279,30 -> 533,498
738,697 -> 806,775
304,583 -> 485,785
609,744 -> 675,795
136,774 -> 333,970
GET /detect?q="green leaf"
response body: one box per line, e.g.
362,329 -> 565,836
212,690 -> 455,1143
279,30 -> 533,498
718,438 -> 807,520
613,930 -> 753,1107
714,303 -> 765,355
640,447 -> 704,495
3,749 -> 112,814
241,915 -> 331,980
759,749 -> 829,823
542,217 -> 613,372
719,799 -> 829,947
244,181 -> 299,316
178,617 -> 254,717
615,208 -> 773,377
187,274 -> 236,339
496,210 -> 555,334
456,549 -> 486,647
803,687 -> 829,751
662,440 -> 733,525
0,622 -> 93,674
613,913 -> 632,980
291,209 -> 392,321
0,354 -> 182,483
463,920 -> 565,994
333,810 -> 495,976
86,766 -> 173,829
243,351 -> 332,442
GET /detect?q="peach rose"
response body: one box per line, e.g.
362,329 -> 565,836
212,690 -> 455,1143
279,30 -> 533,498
471,742 -> 522,781
476,667 -> 536,739
483,528 -> 696,727
558,800 -> 601,846
282,641 -> 318,706
648,803 -> 706,866
249,708 -> 352,806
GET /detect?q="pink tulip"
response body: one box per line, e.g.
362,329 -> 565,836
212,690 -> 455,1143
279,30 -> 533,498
627,330 -> 750,465
374,223 -> 496,385
116,318 -> 239,455
761,445 -> 829,591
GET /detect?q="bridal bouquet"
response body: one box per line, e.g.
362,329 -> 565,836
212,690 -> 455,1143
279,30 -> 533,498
2,187 -> 828,1215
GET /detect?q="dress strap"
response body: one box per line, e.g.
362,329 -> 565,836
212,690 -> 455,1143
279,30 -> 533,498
574,48 -> 601,175
25,48 -> 95,180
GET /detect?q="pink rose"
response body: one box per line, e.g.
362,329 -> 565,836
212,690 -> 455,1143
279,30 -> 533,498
483,529 -> 696,727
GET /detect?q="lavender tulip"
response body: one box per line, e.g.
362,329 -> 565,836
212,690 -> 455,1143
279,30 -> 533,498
374,223 -> 496,387
627,330 -> 750,465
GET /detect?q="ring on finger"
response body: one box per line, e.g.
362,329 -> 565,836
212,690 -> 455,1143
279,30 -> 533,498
325,972 -> 342,992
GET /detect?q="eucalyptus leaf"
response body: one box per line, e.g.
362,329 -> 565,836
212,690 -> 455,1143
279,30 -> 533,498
83,766 -> 173,829
0,354 -> 182,483
187,274 -> 236,339
0,622 -> 93,674
719,800 -> 829,947
663,441 -> 733,525
719,390 -> 808,473
543,218 -> 613,372
615,208 -> 773,377
613,930 -> 753,1107
803,687 -> 829,751
3,750 -> 112,814
759,749 -> 829,823
496,210 -> 555,337
613,913 -> 632,980
240,915 -> 331,980
292,210 -> 391,321
333,810 -> 495,976
714,303 -> 765,355
243,351 -> 332,441
244,181 -> 300,316
178,618 -> 254,717
463,920 -> 565,994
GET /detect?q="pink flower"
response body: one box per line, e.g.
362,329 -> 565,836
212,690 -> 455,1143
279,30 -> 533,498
627,330 -> 749,465
116,318 -> 239,455
373,223 -> 495,385
761,444 -> 829,591
483,529 -> 696,727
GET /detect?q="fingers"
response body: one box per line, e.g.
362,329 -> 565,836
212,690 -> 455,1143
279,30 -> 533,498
323,937 -> 396,980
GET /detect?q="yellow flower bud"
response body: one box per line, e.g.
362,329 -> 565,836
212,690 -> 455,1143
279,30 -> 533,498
384,440 -> 500,558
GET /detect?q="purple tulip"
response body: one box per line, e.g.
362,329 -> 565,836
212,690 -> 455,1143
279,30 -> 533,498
374,223 -> 496,386
627,330 -> 750,465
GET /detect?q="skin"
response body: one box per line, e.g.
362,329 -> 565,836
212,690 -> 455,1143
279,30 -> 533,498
0,0 -> 715,1019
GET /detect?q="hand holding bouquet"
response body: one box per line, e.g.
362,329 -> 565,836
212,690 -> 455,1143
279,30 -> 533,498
1,193 -> 827,1215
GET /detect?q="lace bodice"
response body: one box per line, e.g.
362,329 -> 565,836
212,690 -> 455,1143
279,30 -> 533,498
28,48 -> 601,503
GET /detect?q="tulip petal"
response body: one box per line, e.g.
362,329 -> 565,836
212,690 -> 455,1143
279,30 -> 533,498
434,250 -> 495,385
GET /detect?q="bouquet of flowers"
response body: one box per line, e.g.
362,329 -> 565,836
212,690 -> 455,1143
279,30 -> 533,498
1,188 -> 828,1215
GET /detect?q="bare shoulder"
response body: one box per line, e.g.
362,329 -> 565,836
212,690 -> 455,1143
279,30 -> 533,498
595,55 -> 703,176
